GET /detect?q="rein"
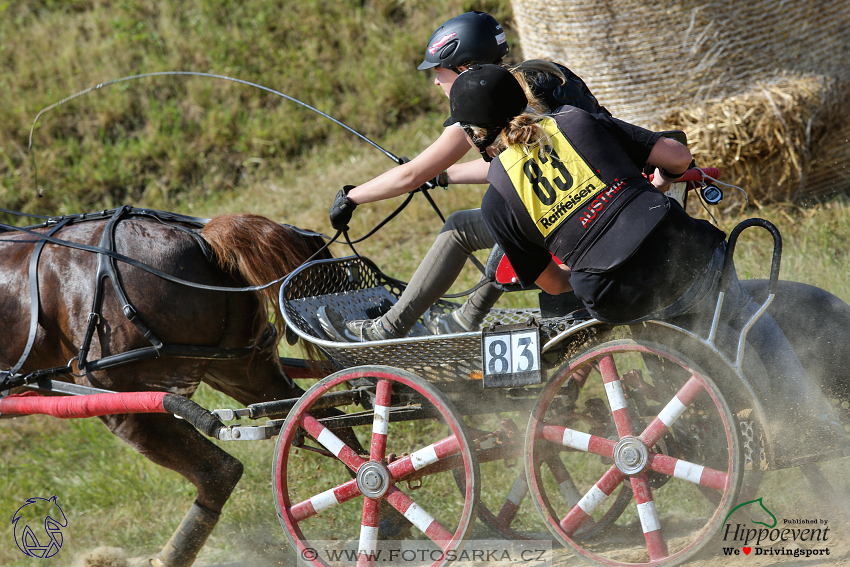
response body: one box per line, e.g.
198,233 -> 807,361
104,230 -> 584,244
0,206 -> 290,391
23,71 -> 480,287
0,207 -> 317,294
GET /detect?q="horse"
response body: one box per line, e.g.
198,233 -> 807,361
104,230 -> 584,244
0,208 -> 330,567
742,279 -> 850,402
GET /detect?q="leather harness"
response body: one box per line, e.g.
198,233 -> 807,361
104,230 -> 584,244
0,206 -> 285,390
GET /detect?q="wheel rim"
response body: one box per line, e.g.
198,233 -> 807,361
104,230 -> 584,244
273,366 -> 480,567
526,340 -> 741,567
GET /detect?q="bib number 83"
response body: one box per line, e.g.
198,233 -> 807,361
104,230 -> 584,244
481,327 -> 542,388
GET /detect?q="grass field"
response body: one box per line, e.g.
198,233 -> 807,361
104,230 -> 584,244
3,196 -> 850,567
2,1 -> 850,566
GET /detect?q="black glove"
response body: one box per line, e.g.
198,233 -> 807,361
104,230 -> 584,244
329,185 -> 357,231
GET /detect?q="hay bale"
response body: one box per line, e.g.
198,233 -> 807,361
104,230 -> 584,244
512,0 -> 850,204
662,75 -> 850,205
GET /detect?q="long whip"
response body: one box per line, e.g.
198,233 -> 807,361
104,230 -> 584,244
27,71 -> 406,196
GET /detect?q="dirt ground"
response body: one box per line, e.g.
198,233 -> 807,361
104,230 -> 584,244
71,460 -> 850,567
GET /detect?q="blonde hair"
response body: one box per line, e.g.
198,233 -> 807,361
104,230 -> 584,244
470,111 -> 553,156
509,60 -> 567,113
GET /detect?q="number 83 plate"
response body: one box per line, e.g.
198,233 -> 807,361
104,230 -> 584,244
481,324 -> 543,388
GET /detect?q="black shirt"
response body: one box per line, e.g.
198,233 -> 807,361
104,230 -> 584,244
482,109 -> 725,323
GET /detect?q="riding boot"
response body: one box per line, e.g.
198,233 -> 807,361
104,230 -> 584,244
150,501 -> 220,567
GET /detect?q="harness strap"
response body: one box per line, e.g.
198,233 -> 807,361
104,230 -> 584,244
0,220 -> 289,293
3,218 -> 73,384
0,206 -> 286,390
78,207 -> 164,372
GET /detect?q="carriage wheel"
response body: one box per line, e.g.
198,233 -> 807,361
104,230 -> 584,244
274,365 -> 479,567
526,339 -> 742,567
455,410 -> 632,543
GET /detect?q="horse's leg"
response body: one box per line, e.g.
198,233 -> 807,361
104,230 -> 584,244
101,410 -> 242,567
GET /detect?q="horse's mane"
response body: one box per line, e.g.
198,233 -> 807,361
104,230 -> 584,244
200,214 -> 330,359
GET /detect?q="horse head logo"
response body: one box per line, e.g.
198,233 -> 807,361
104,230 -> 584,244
12,495 -> 68,558
723,497 -> 777,528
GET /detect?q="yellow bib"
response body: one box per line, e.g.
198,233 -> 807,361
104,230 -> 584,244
499,117 -> 606,237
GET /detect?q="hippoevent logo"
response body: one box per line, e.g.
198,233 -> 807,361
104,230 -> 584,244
721,497 -> 832,558
12,496 -> 67,558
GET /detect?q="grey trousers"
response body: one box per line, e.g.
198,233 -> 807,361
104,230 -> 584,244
380,209 -> 503,337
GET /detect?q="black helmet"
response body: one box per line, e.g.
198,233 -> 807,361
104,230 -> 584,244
449,64 -> 527,161
418,11 -> 509,72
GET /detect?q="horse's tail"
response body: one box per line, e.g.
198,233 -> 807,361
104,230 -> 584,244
200,214 -> 329,355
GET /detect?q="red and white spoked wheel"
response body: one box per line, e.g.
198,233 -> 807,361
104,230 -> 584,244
526,339 -> 742,567
457,416 -> 631,543
274,366 -> 479,567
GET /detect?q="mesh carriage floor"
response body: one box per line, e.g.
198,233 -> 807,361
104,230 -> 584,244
281,256 -> 542,382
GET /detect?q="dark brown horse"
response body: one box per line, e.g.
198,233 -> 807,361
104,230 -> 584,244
0,210 -> 329,567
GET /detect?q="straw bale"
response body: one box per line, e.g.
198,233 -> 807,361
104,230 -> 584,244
660,75 -> 850,205
511,0 -> 850,204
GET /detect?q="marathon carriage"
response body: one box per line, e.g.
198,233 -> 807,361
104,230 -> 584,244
266,167 -> 848,567
2,169 -> 848,567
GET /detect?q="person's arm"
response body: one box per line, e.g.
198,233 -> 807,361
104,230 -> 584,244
347,126 -> 472,204
647,137 -> 692,192
534,259 -> 573,295
445,157 -> 490,185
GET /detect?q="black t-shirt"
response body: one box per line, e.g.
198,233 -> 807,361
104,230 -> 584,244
481,109 -> 725,323
528,62 -> 610,117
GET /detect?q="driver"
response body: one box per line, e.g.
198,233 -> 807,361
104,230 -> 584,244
319,11 -> 607,342
455,64 -> 844,448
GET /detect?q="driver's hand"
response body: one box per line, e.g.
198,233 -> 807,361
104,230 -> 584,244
329,185 -> 358,231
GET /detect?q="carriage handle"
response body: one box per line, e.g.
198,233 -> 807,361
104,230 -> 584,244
707,218 -> 782,373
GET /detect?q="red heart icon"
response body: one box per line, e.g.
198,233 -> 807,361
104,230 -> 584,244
743,547 -> 751,555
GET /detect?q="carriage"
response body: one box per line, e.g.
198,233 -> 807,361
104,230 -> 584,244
2,170 -> 848,567
266,203 -> 850,567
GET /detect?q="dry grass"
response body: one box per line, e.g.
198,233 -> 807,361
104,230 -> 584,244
660,75 -> 850,206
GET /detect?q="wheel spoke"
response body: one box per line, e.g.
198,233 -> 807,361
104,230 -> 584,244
387,433 -> 462,480
647,452 -> 728,491
385,486 -> 453,549
560,465 -> 626,536
540,423 -> 616,458
370,379 -> 392,461
599,354 -> 635,437
289,478 -> 362,522
300,414 -> 366,472
276,366 -> 479,567
631,473 -> 669,560
544,454 -> 582,508
526,340 -> 742,566
496,472 -> 527,525
640,375 -> 704,447
357,498 -> 381,567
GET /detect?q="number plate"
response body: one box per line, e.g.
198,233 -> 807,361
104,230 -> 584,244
481,325 -> 543,388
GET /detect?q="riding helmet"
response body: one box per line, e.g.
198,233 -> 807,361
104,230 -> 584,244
418,11 -> 510,72
448,64 -> 527,129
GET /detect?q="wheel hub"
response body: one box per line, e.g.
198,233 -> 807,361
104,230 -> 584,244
357,461 -> 391,498
613,437 -> 649,475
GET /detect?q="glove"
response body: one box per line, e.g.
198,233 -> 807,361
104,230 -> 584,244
329,185 -> 357,231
